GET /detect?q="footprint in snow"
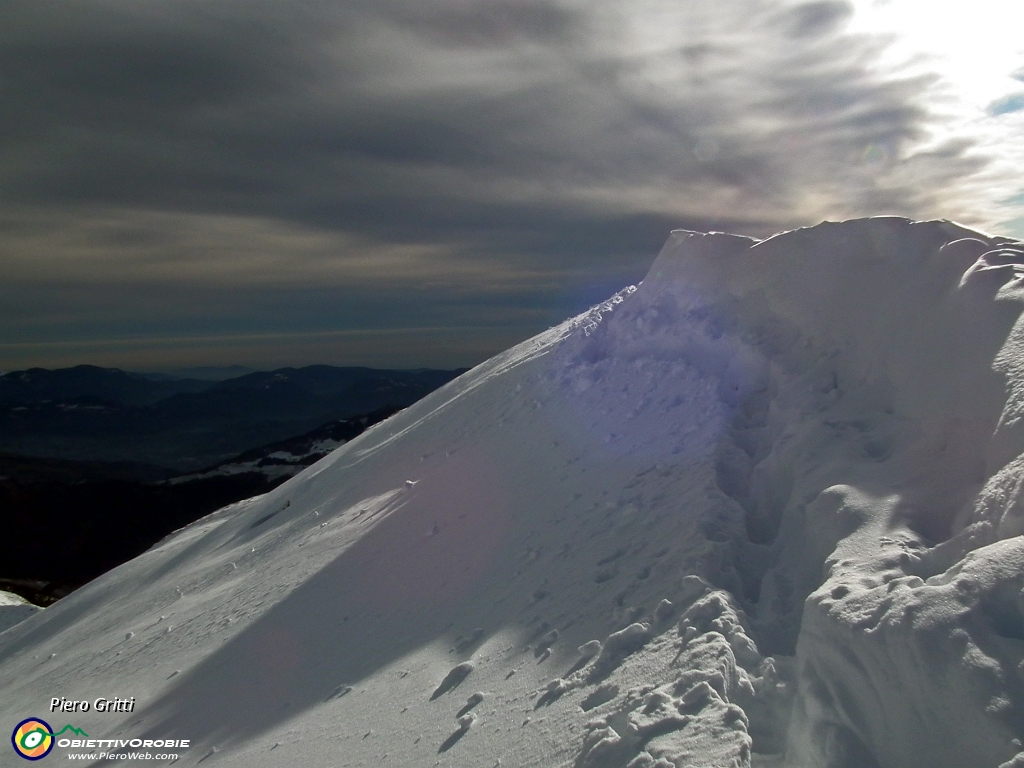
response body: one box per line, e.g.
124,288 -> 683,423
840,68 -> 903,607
580,683 -> 619,712
654,599 -> 675,622
325,684 -> 352,701
566,640 -> 602,676
456,692 -> 485,718
438,713 -> 476,753
578,640 -> 602,659
588,623 -> 652,682
430,662 -> 474,700
452,627 -> 485,654
534,628 -> 559,659
534,678 -> 567,708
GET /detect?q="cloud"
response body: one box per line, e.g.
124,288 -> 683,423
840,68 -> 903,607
781,0 -> 854,38
374,0 -> 579,47
0,0 -> 1004,368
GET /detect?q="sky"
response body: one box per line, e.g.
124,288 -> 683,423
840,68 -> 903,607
2,0 -> 1024,373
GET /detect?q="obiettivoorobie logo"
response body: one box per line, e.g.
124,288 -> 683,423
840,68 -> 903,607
11,718 -> 88,761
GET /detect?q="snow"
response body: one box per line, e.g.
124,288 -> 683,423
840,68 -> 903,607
0,591 -> 40,634
167,440 -> 348,484
2,217 -> 1024,767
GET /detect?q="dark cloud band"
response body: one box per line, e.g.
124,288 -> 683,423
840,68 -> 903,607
0,0 -> 999,369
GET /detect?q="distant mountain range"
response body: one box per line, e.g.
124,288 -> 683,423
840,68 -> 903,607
137,365 -> 258,382
0,364 -> 467,471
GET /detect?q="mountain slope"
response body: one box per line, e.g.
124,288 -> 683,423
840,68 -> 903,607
2,218 -> 1024,768
0,408 -> 402,602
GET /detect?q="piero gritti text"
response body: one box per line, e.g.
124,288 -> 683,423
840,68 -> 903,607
50,696 -> 135,713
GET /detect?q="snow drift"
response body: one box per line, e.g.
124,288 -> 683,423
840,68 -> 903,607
3,217 -> 1024,767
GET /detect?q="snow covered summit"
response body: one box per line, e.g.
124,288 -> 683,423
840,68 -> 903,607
3,217 -> 1024,768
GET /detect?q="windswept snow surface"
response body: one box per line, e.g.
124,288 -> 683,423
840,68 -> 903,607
4,217 -> 1024,767
0,591 -> 40,634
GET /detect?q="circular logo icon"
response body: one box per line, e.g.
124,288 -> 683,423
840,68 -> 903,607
11,718 -> 54,761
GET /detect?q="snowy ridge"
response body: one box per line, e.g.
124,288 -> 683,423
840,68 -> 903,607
2,217 -> 1024,767
0,591 -> 40,634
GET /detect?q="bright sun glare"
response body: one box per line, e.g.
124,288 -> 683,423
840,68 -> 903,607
848,0 -> 1024,234
848,0 -> 1024,107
